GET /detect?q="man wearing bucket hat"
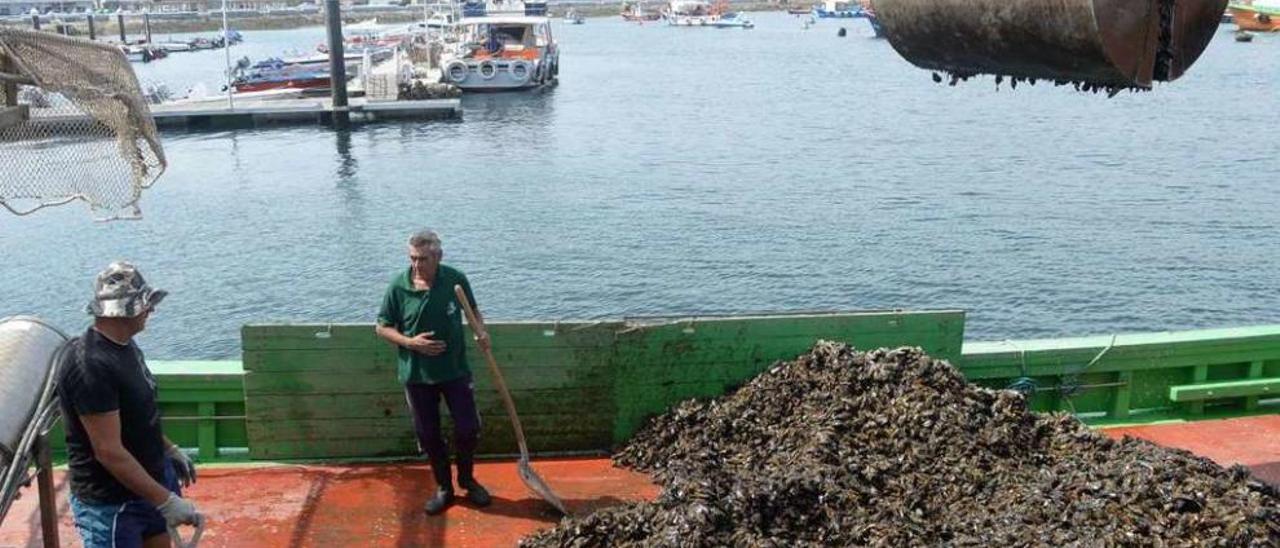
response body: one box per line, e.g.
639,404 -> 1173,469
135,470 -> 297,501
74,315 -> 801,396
57,261 -> 203,548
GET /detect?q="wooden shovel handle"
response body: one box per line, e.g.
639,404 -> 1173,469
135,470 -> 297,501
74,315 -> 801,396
453,285 -> 529,457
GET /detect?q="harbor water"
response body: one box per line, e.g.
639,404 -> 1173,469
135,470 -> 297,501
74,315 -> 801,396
1,14 -> 1278,359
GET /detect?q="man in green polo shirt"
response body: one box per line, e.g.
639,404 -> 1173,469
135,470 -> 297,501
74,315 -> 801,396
376,229 -> 492,515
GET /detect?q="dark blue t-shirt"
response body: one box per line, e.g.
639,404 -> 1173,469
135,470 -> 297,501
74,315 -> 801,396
57,328 -> 167,505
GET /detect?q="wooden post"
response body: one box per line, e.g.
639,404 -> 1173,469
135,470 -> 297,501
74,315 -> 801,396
1189,364 -> 1208,415
31,13 -> 41,30
2,52 -> 17,108
87,13 -> 96,40
118,13 -> 127,43
1108,371 -> 1132,420
324,0 -> 350,129
35,432 -> 59,548
198,402 -> 217,461
1244,360 -> 1265,411
143,12 -> 152,44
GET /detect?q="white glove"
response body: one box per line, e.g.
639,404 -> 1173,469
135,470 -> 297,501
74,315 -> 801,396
168,445 -> 197,487
156,492 -> 203,528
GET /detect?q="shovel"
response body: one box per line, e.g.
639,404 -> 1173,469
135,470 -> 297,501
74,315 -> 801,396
453,285 -> 567,515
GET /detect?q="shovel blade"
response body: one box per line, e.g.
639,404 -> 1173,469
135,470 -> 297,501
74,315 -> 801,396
518,458 -> 567,515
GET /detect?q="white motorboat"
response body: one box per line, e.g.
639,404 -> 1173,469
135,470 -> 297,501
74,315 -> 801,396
440,0 -> 560,92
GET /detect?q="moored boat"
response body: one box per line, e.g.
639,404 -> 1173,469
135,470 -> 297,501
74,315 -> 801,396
622,1 -> 663,21
813,0 -> 863,18
439,0 -> 560,92
563,9 -> 585,24
1229,2 -> 1280,31
710,12 -> 755,28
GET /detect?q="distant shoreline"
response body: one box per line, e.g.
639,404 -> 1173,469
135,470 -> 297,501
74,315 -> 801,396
0,2 -> 792,37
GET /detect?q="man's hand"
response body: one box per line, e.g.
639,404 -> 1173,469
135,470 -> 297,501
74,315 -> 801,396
475,331 -> 491,353
168,445 -> 196,487
156,493 -> 203,528
408,332 -> 448,356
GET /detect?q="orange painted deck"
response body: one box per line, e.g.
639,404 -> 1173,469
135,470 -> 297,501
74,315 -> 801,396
5,416 -> 1280,546
1102,415 -> 1280,487
0,458 -> 659,547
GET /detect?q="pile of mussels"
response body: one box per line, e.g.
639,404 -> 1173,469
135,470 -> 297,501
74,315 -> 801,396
523,343 -> 1280,546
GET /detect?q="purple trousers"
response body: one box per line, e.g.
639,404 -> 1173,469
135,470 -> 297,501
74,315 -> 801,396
404,374 -> 482,467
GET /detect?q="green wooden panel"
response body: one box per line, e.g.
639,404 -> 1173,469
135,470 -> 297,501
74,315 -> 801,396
250,431 -> 610,461
1169,378 -> 1280,402
243,311 -> 964,459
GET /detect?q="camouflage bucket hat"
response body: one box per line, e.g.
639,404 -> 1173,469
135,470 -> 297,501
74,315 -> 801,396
86,261 -> 168,318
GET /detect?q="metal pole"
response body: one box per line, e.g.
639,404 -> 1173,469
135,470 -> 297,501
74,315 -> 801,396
222,0 -> 233,109
143,12 -> 151,44
324,0 -> 350,129
118,12 -> 126,43
87,14 -> 96,40
35,432 -> 58,548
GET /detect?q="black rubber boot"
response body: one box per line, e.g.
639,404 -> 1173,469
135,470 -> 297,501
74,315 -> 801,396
425,458 -> 454,515
457,458 -> 491,507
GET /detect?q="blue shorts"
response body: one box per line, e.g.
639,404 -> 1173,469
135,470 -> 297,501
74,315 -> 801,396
69,458 -> 182,548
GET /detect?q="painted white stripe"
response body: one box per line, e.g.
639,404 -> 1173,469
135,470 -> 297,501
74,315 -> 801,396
110,502 -> 128,548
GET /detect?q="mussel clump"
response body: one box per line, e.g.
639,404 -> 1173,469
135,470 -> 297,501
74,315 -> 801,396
522,342 -> 1280,547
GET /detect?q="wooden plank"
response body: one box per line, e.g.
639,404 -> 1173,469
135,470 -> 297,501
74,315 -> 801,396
243,347 -> 609,374
249,430 -> 609,461
1169,377 -> 1280,402
247,390 -> 615,421
244,368 -> 613,394
243,322 -> 623,351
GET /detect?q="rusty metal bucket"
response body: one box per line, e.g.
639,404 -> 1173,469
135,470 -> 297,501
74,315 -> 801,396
874,0 -> 1228,91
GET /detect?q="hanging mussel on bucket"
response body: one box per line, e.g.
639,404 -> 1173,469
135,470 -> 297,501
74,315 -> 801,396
873,0 -> 1228,94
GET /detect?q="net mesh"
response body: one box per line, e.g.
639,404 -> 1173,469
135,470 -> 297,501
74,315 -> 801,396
0,29 -> 165,220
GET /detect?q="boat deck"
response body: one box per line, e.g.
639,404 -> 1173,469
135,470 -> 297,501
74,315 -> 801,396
1101,414 -> 1280,486
3,415 -> 1278,546
0,457 -> 657,547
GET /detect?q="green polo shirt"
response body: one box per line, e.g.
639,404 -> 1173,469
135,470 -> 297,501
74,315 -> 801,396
377,264 -> 476,385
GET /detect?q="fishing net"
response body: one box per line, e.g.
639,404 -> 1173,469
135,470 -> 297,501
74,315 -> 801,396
0,29 -> 165,220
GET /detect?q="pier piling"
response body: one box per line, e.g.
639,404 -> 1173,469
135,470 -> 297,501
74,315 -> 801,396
324,0 -> 351,129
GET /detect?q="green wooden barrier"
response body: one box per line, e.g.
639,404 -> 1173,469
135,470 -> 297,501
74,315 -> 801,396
959,325 -> 1280,421
242,310 -> 965,460
48,361 -> 248,462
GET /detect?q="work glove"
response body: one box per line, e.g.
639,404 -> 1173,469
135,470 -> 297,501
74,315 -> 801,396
168,445 -> 197,487
156,492 -> 203,528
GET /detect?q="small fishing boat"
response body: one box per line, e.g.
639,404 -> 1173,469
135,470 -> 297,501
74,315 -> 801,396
812,0 -> 863,18
788,6 -> 813,15
231,68 -> 336,93
563,9 -> 585,24
622,2 -> 662,21
667,0 -> 716,26
711,12 -> 754,28
120,44 -> 167,63
1229,2 -> 1280,32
